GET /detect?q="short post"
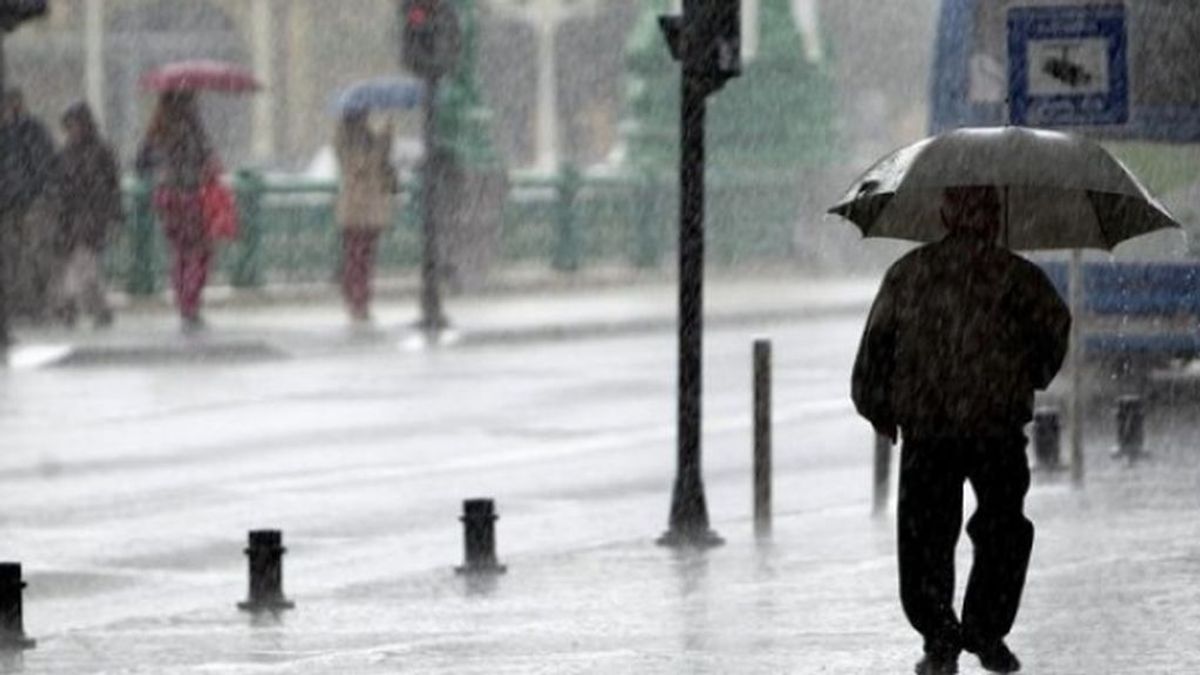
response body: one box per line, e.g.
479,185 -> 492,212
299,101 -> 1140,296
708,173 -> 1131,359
0,563 -> 35,650
753,339 -> 772,537
552,164 -> 583,272
1032,407 -> 1062,471
237,530 -> 295,612
231,169 -> 264,289
1114,395 -> 1145,461
456,498 -> 506,575
125,177 -> 160,296
872,434 -> 891,517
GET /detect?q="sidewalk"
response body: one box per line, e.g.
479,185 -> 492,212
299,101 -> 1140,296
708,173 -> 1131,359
5,274 -> 879,366
16,420 -> 1199,674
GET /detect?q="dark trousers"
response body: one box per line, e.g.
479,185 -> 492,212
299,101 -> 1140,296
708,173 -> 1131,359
169,241 -> 212,321
0,212 -> 17,344
897,433 -> 1034,655
341,228 -> 381,317
0,249 -> 8,345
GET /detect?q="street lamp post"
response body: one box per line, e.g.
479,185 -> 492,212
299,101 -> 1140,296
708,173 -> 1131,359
657,0 -> 740,549
400,0 -> 464,336
84,0 -> 106,130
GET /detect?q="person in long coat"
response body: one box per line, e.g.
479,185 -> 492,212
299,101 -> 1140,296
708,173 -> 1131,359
334,110 -> 394,323
0,88 -> 58,335
53,102 -> 122,327
851,186 -> 1071,675
136,92 -> 217,332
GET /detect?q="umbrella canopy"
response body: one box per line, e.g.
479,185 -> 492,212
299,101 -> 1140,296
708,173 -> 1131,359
828,127 -> 1180,250
331,77 -> 424,114
140,60 -> 261,93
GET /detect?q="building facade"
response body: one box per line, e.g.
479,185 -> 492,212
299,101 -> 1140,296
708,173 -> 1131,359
3,0 -> 640,173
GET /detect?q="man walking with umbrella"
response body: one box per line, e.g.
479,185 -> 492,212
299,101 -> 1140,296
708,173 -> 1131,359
832,126 -> 1180,674
851,185 -> 1069,674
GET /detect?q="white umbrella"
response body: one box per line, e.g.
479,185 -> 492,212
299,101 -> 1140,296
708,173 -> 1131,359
828,126 -> 1180,250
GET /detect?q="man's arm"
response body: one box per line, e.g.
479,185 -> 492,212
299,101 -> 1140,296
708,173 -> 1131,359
852,269 -> 899,441
1024,265 -> 1072,390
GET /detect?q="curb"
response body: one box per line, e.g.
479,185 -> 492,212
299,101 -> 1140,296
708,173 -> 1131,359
452,300 -> 872,348
8,278 -> 877,367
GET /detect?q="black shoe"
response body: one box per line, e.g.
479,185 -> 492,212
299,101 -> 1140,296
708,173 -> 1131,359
181,315 -> 207,335
93,309 -> 114,329
967,640 -> 1021,673
915,652 -> 959,675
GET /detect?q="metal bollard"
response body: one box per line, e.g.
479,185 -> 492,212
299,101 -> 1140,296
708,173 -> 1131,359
753,339 -> 772,537
1115,395 -> 1145,460
237,530 -> 295,612
552,165 -> 583,272
456,499 -> 506,575
872,434 -> 892,517
231,169 -> 265,289
0,563 -> 35,650
1032,407 -> 1062,470
125,177 -> 161,296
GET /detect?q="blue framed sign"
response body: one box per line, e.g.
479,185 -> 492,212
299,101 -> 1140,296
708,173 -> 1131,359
1008,5 -> 1129,127
930,0 -> 1200,142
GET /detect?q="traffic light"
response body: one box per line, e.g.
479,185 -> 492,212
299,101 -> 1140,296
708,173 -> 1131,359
0,0 -> 47,33
697,0 -> 741,83
400,0 -> 462,79
659,0 -> 741,92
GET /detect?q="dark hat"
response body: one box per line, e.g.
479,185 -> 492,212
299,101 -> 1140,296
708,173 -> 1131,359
62,101 -> 98,134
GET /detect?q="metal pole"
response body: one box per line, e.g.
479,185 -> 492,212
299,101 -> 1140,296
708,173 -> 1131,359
1069,249 -> 1084,486
237,530 -> 295,613
1032,406 -> 1063,471
0,562 -> 36,650
455,498 -> 507,575
533,15 -> 560,173
419,75 -> 448,335
0,33 -> 8,351
84,0 -> 106,131
659,49 -> 720,548
1115,395 -> 1145,462
753,339 -> 772,537
250,0 -> 275,162
872,434 -> 891,516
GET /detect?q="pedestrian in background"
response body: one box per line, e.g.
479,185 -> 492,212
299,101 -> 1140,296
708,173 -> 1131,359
852,186 -> 1070,675
0,88 -> 58,330
52,102 -> 122,328
335,110 -> 395,324
136,91 -> 218,332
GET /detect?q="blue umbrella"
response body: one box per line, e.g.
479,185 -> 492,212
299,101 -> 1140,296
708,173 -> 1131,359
331,77 -> 424,114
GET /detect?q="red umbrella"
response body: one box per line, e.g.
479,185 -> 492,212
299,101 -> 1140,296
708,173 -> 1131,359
139,59 -> 261,94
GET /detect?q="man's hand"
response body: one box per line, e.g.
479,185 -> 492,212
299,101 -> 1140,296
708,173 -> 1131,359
874,422 -> 897,445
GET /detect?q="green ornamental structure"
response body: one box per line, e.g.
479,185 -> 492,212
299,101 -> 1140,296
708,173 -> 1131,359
622,0 -> 837,263
435,0 -> 500,169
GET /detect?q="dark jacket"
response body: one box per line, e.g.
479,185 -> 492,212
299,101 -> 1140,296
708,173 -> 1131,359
852,233 -> 1071,439
0,115 -> 57,216
56,137 -> 122,251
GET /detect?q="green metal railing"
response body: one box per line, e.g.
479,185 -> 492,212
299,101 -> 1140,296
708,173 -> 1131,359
111,167 -> 797,295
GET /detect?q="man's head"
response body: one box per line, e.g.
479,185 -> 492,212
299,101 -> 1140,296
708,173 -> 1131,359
941,185 -> 1002,241
1,89 -> 25,124
62,101 -> 97,143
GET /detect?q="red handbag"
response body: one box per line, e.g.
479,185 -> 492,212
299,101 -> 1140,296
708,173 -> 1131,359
201,161 -> 239,241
